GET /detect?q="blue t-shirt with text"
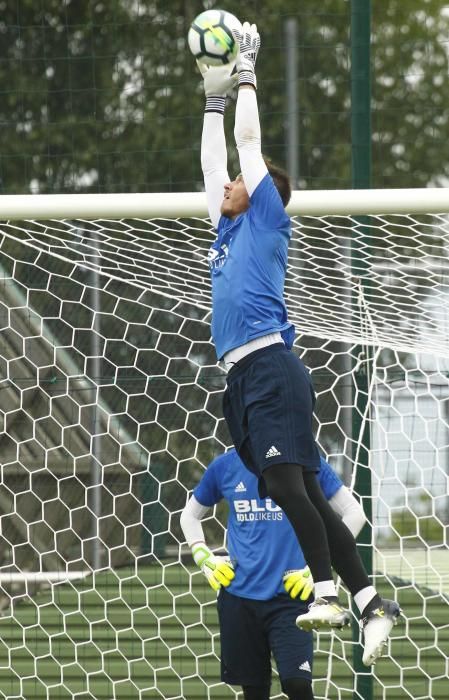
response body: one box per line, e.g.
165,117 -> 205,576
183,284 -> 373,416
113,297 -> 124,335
193,448 -> 343,601
208,173 -> 295,359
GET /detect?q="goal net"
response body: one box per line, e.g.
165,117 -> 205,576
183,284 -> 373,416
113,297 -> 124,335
0,190 -> 447,700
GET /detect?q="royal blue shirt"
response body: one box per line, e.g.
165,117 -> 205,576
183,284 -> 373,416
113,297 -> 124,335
208,173 -> 295,360
193,448 -> 343,601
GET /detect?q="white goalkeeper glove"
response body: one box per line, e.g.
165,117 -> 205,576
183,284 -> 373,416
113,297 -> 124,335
197,62 -> 237,114
197,61 -> 237,97
232,21 -> 260,88
192,543 -> 235,592
283,567 -> 314,602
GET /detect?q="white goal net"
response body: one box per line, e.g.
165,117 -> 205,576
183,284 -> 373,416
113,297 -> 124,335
0,190 -> 447,700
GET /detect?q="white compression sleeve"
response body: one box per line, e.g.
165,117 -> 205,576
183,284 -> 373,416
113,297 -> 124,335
329,485 -> 367,539
180,495 -> 210,548
234,88 -> 268,196
201,112 -> 229,229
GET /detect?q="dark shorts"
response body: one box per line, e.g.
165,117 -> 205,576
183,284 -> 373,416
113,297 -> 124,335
217,588 -> 314,687
223,344 -> 320,484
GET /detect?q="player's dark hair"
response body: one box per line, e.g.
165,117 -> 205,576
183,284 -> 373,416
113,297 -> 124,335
263,157 -> 292,207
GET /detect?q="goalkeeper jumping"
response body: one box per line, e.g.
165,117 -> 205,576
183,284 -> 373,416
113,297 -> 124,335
181,449 -> 366,700
199,20 -> 401,666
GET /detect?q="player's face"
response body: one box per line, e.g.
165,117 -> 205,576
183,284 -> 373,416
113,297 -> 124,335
220,174 -> 250,218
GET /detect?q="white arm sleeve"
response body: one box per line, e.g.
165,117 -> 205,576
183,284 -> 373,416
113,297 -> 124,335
234,88 -> 268,196
180,494 -> 210,548
329,485 -> 367,539
201,112 -> 229,230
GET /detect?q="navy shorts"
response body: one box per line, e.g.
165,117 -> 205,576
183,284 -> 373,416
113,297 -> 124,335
217,588 -> 313,687
223,344 -> 320,484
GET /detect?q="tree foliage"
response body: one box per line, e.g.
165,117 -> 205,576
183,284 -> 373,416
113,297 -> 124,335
1,0 -> 448,193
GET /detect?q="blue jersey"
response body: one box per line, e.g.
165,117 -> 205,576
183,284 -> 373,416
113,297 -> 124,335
208,173 -> 295,360
193,449 -> 343,601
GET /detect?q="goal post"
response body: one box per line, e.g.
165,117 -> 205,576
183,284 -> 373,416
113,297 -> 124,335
1,186 -> 449,220
0,189 -> 447,700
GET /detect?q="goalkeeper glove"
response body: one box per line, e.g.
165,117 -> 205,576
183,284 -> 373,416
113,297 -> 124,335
192,543 -> 235,592
197,62 -> 237,114
232,21 -> 261,89
283,567 -> 314,602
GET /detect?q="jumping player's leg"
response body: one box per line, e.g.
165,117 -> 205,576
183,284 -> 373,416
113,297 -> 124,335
224,346 -> 401,661
225,346 -> 349,627
265,466 -> 375,598
282,677 -> 314,700
263,463 -> 350,628
263,463 -> 334,585
242,686 -> 270,700
301,470 -> 401,663
263,463 -> 401,663
227,348 -> 338,589
301,470 -> 375,597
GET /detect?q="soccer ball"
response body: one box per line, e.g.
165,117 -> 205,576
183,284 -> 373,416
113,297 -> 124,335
188,9 -> 242,66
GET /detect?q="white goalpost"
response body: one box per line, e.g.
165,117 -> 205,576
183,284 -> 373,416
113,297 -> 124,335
0,189 -> 447,700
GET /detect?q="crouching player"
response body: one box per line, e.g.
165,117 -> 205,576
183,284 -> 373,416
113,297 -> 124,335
180,449 -> 366,700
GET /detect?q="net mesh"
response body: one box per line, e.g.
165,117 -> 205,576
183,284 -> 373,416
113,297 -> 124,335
2,211 -> 449,356
0,211 -> 447,699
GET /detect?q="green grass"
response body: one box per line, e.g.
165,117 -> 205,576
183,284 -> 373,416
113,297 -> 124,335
0,565 -> 447,699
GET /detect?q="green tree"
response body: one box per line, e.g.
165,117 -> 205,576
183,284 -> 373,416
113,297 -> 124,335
1,0 -> 449,193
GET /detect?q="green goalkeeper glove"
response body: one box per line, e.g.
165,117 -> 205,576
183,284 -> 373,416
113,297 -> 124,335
232,21 -> 260,88
192,543 -> 235,592
283,567 -> 314,602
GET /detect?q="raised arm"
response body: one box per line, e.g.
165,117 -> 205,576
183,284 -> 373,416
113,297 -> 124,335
199,64 -> 236,229
233,23 -> 267,196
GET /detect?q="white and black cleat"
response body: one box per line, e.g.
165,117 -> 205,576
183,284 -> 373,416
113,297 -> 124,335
361,598 -> 402,666
296,597 -> 351,632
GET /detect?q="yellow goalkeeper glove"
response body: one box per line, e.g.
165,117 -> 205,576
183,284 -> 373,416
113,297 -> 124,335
192,543 -> 235,592
283,567 -> 314,601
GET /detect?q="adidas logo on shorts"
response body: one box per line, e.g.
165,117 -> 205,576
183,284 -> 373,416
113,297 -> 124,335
234,481 -> 247,492
299,660 -> 311,672
265,445 -> 282,458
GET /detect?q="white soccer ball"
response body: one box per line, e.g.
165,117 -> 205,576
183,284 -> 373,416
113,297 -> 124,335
188,9 -> 242,66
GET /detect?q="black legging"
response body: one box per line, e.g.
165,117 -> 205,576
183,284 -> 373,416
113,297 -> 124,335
242,685 -> 270,700
263,463 -> 370,596
282,677 -> 314,700
243,678 -> 313,700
